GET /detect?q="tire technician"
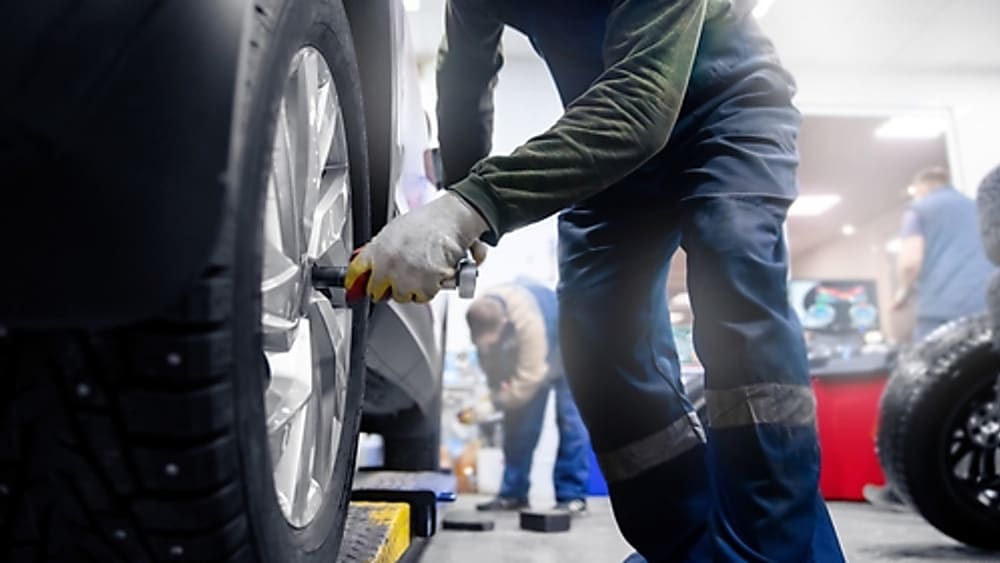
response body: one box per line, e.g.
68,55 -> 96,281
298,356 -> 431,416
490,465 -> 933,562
461,282 -> 591,515
346,0 -> 845,560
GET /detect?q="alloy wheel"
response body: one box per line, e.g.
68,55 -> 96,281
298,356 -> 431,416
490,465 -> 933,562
260,46 -> 353,528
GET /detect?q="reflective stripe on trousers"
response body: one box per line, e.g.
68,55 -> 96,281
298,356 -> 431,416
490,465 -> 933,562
706,383 -> 816,428
597,412 -> 706,483
593,383 -> 818,484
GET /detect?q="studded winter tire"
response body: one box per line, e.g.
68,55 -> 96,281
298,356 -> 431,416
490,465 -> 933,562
0,1 -> 370,561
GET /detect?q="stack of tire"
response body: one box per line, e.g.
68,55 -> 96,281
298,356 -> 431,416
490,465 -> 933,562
980,166 -> 1000,349
876,165 -> 1000,550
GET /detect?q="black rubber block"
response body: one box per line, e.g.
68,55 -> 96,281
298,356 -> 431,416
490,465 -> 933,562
441,510 -> 495,531
519,510 -> 571,533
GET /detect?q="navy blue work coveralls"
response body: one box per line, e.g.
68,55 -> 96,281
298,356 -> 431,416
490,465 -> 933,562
493,283 -> 591,503
481,3 -> 844,562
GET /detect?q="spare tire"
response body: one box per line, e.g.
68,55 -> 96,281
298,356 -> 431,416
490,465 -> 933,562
877,315 -> 1000,550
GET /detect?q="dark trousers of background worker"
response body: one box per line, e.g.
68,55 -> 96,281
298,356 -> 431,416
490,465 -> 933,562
556,71 -> 845,563
498,374 -> 590,503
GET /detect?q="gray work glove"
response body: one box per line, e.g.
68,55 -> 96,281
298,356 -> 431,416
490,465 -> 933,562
346,192 -> 488,303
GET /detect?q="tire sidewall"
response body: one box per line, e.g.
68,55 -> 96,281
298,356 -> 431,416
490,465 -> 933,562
231,0 -> 370,560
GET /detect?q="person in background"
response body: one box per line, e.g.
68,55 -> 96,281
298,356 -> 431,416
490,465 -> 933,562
459,281 -> 590,515
866,165 -> 996,509
892,166 -> 995,340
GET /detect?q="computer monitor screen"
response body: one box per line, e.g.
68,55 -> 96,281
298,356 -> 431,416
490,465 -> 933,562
789,279 -> 880,334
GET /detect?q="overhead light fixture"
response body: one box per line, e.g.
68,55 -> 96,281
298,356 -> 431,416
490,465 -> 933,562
841,224 -> 856,236
753,0 -> 778,18
874,115 -> 948,140
403,0 -> 420,12
886,238 -> 902,254
788,194 -> 842,217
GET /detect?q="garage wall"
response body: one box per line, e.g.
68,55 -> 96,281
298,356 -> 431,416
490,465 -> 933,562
790,67 -> 1000,195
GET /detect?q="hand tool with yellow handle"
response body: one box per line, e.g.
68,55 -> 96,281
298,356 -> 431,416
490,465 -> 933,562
311,253 -> 478,304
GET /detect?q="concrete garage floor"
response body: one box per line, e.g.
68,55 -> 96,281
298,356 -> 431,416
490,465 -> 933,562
422,495 -> 997,562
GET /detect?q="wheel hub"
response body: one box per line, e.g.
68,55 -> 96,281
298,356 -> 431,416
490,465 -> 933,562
967,402 -> 1000,449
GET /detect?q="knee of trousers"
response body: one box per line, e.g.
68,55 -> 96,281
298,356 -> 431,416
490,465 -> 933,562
557,299 -> 692,453
681,197 -> 793,309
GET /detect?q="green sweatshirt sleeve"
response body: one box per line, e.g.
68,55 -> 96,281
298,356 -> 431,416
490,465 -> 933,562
436,0 -> 504,188
448,0 -> 708,244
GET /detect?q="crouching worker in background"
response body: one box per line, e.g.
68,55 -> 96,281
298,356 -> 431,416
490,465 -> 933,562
459,281 -> 591,515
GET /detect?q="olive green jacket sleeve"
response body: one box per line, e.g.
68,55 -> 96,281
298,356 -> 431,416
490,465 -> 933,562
439,0 -> 708,244
436,0 -> 504,188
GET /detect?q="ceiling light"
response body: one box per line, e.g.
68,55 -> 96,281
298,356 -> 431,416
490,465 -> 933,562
841,224 -> 856,236
788,194 -> 841,217
753,0 -> 778,18
886,238 -> 902,254
874,116 -> 948,140
403,0 -> 420,12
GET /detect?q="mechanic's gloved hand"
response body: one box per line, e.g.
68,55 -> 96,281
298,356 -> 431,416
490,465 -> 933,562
346,191 -> 489,303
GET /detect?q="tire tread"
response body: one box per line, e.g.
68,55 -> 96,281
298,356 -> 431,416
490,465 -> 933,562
0,310 -> 254,562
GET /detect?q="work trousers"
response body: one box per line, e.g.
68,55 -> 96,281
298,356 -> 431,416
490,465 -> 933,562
498,374 -> 590,503
557,69 -> 844,562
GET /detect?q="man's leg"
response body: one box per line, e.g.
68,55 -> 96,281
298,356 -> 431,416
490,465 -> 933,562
681,195 -> 843,562
558,205 -> 710,561
551,374 -> 590,504
494,383 -> 550,503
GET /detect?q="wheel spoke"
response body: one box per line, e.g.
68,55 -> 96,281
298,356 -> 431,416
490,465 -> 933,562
265,319 -> 314,432
304,65 -> 350,262
314,68 -> 339,173
262,313 -> 297,354
983,447 -> 997,484
272,406 -> 307,510
290,395 -> 319,523
271,102 -> 302,261
306,294 -> 348,480
299,50 -> 322,251
265,369 -> 312,437
308,170 -> 351,264
968,449 -> 985,482
949,437 -> 972,464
